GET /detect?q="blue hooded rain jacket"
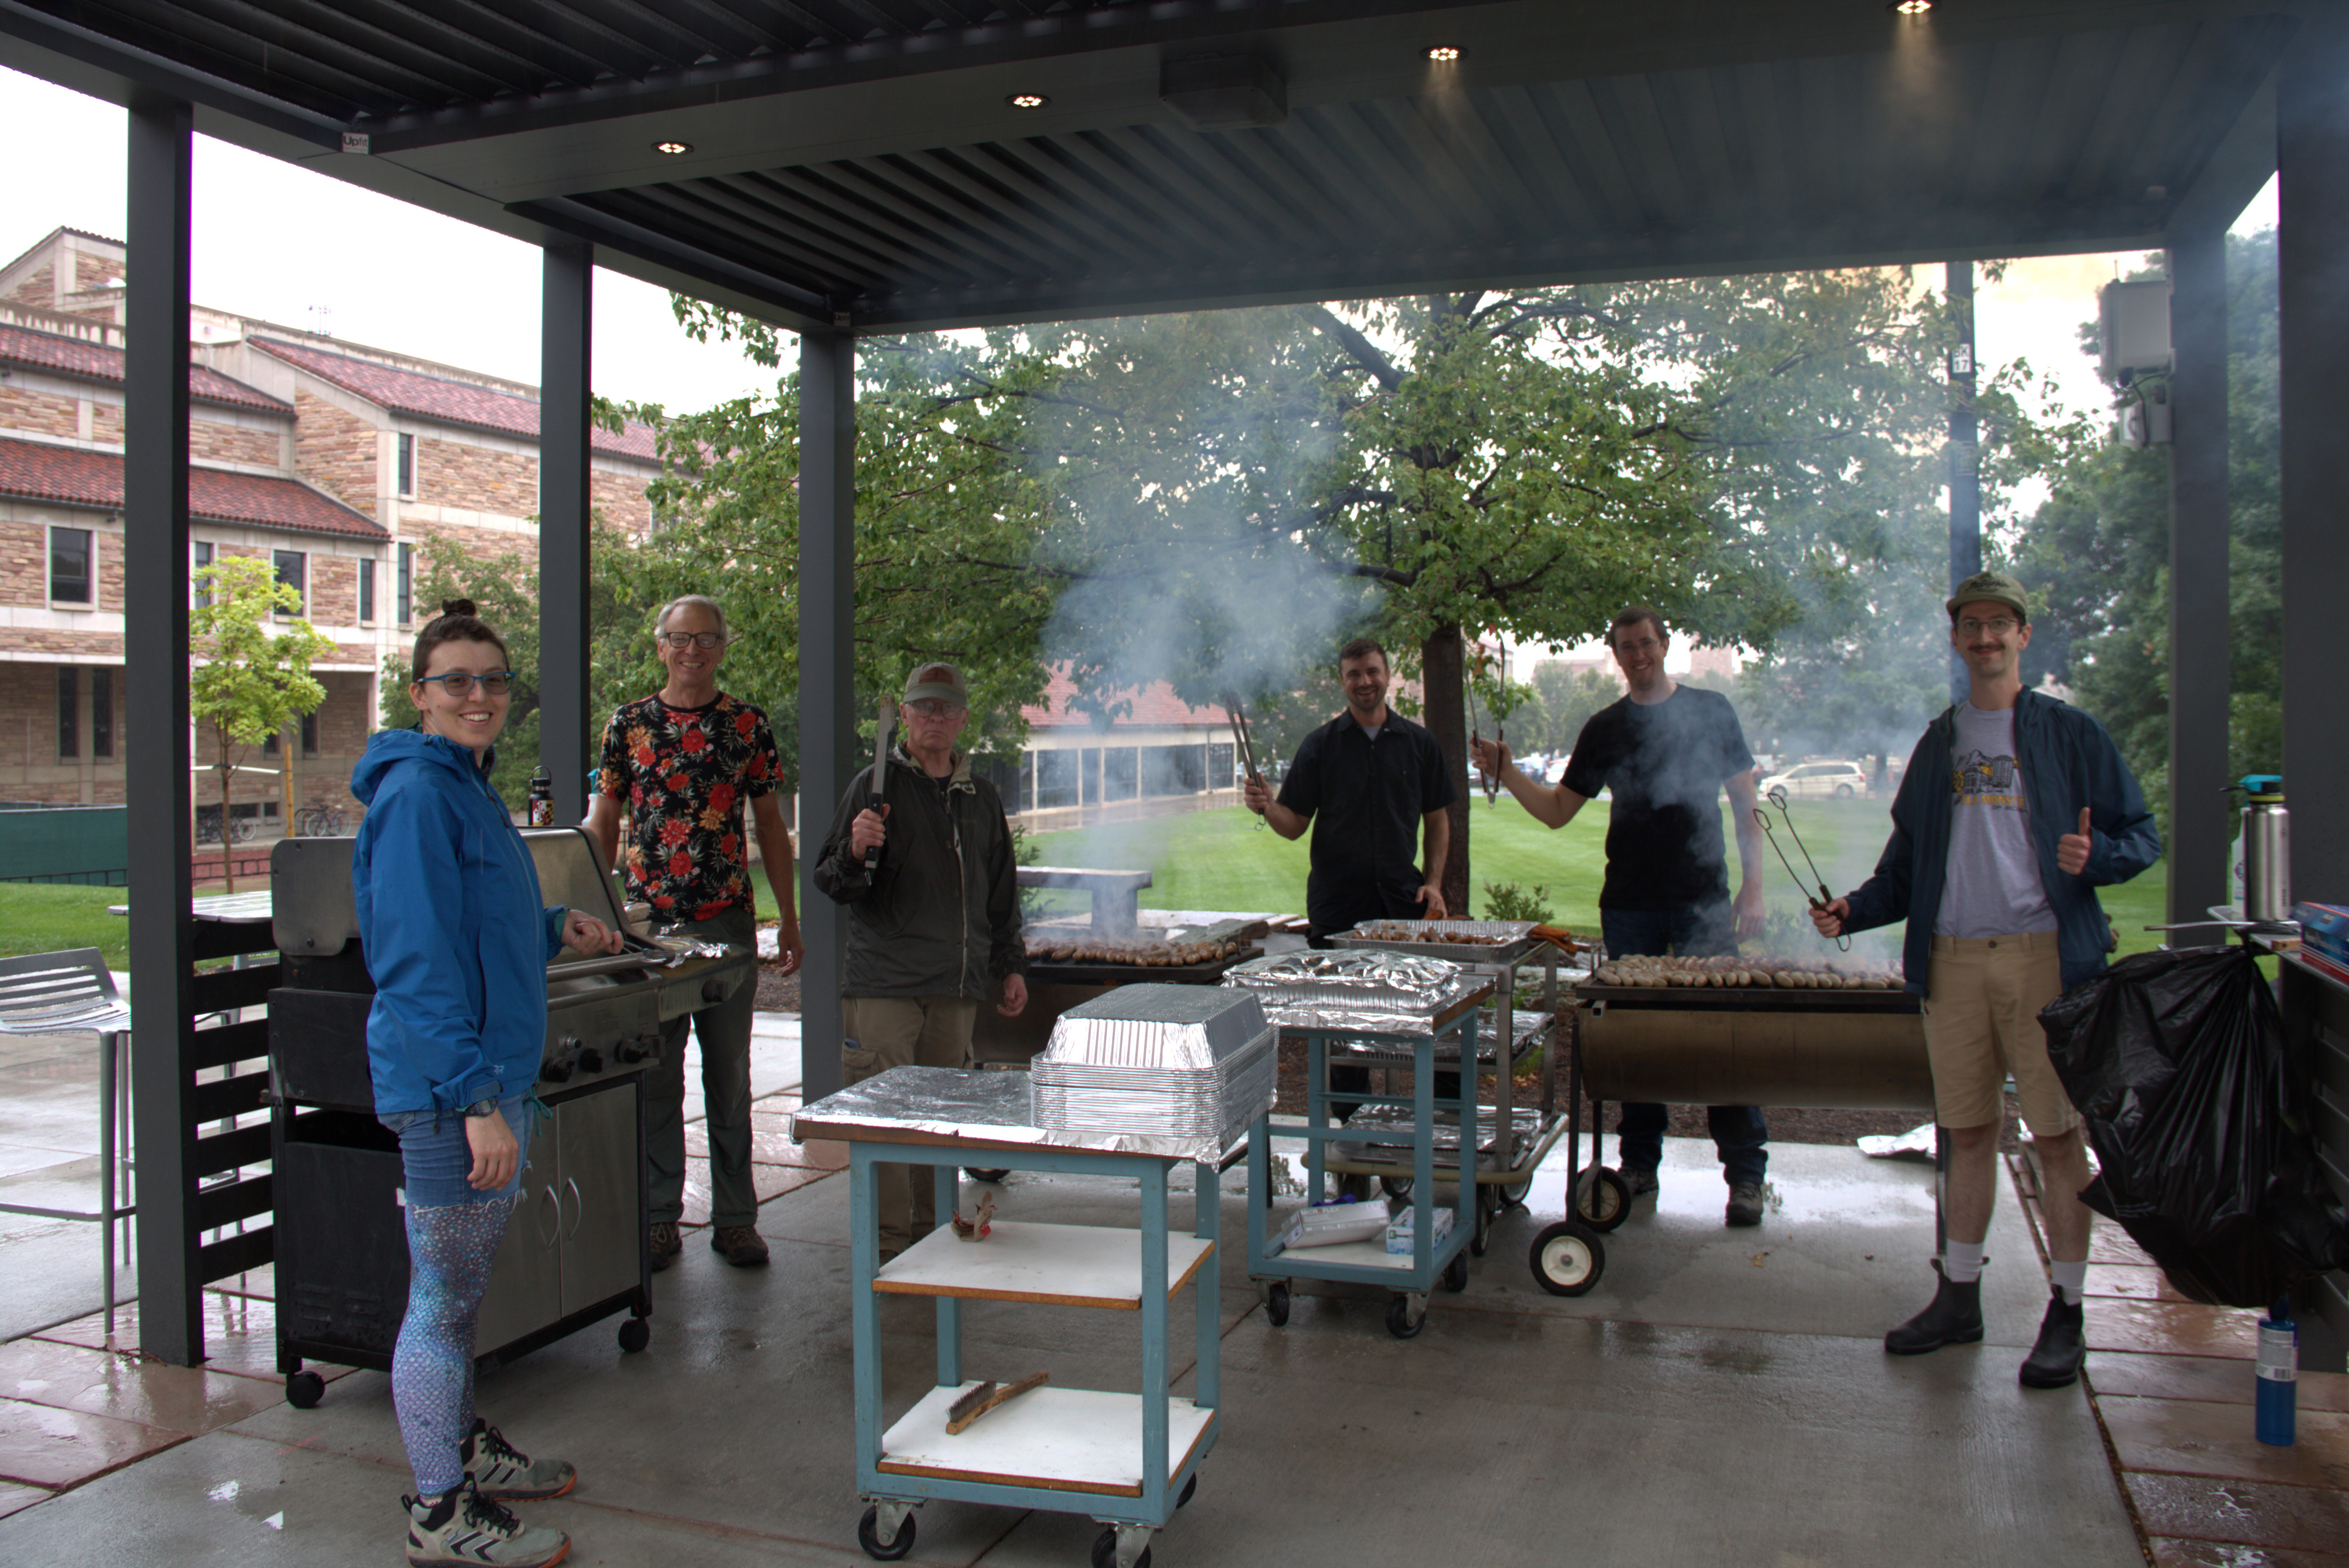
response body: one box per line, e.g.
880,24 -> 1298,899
350,729 -> 567,1116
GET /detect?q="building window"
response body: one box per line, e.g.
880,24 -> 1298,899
263,729 -> 279,758
1103,747 -> 1138,800
193,540 -> 214,606
1035,749 -> 1080,810
1209,742 -> 1235,787
1141,744 -> 1205,798
92,669 -> 113,759
301,710 -> 319,757
273,549 -> 306,614
358,557 -> 376,622
56,667 -> 78,759
397,432 -> 415,497
50,527 -> 93,603
397,542 -> 413,623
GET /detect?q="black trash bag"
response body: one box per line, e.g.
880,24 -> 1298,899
2040,946 -> 2349,1308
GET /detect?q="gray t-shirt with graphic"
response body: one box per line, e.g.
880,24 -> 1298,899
1933,702 -> 2056,938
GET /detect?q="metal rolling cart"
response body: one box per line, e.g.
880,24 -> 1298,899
1324,920 -> 1587,1248
1233,951 -> 1496,1338
792,1065 -> 1226,1568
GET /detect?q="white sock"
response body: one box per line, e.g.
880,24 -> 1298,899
2050,1259 -> 2087,1305
1942,1239 -> 1987,1284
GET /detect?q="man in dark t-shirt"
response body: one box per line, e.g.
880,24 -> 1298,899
1246,636 -> 1458,1125
1472,606 -> 1771,1227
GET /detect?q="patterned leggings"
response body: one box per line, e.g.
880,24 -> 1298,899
393,1194 -> 517,1496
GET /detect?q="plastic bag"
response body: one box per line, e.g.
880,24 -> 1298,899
2040,946 -> 2349,1308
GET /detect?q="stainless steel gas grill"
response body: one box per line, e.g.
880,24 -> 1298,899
262,828 -> 754,1409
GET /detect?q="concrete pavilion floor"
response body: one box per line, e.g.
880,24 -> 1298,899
2,1015 -> 2344,1566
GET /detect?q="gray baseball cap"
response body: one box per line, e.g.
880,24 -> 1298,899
902,662 -> 969,709
1946,570 -> 2030,623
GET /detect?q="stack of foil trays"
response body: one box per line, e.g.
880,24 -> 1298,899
1220,949 -> 1485,1035
1029,984 -> 1276,1162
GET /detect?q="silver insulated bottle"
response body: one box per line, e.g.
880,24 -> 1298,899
2240,776 -> 2291,925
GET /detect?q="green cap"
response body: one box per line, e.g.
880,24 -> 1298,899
902,662 -> 969,710
1946,570 -> 2029,623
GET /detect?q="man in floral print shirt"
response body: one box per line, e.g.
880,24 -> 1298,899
586,595 -> 802,1272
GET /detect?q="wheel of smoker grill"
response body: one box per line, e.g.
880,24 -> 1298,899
1529,1221 -> 1606,1297
1441,1248 -> 1470,1293
285,1370 -> 325,1409
1385,1295 -> 1426,1338
1091,1526 -> 1152,1568
858,1505 -> 916,1561
1263,1280 -> 1291,1327
1573,1166 -> 1632,1233
1178,1471 -> 1198,1508
1380,1174 -> 1414,1202
617,1316 -> 651,1354
963,1168 -> 1012,1184
1499,1174 -> 1534,1212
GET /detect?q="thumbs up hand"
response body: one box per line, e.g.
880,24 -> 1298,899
2057,806 -> 2094,877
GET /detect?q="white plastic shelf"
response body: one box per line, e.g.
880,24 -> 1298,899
879,1383 -> 1215,1497
1266,1236 -> 1423,1272
874,1221 -> 1214,1309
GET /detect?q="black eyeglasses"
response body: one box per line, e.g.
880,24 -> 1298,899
418,670 -> 516,696
659,631 -> 726,651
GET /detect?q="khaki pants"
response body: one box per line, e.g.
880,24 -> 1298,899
841,994 -> 981,1253
1920,930 -> 2082,1136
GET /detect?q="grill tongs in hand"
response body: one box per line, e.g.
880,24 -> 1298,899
1755,786 -> 1849,951
1222,692 -> 1267,831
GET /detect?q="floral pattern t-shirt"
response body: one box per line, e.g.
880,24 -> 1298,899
596,692 -> 783,922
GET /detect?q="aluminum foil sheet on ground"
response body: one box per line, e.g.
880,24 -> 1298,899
1219,949 -> 1485,1035
1028,985 -> 1277,1161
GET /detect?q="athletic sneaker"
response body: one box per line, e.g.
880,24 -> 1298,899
463,1418 -> 576,1501
404,1478 -> 569,1568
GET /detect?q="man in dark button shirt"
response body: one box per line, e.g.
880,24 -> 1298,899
1472,606 -> 1772,1227
1245,636 -> 1457,1125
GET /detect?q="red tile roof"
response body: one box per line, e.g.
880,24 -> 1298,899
0,436 -> 386,541
1022,667 -> 1230,729
0,322 -> 289,414
251,337 -> 662,462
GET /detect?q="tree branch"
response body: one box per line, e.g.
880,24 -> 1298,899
1302,305 -> 1405,391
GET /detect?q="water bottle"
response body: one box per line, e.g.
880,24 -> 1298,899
527,765 -> 553,828
2256,1301 -> 2296,1446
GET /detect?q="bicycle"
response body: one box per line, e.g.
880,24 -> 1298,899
294,799 -> 348,837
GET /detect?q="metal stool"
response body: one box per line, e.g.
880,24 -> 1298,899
0,949 -> 134,1338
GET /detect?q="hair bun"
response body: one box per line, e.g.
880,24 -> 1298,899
439,597 -> 478,618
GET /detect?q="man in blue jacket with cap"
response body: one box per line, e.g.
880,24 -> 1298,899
1814,571 -> 2160,1390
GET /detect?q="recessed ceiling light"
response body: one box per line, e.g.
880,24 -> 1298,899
1891,1 -> 1932,13
1426,45 -> 1462,62
1007,92 -> 1049,110
652,140 -> 692,155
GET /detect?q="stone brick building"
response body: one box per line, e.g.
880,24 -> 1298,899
0,226 -> 662,826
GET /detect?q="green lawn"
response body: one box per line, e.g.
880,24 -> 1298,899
1032,798 -> 2173,960
0,882 -> 132,971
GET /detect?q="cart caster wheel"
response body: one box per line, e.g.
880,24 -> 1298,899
1092,1527 -> 1152,1568
1380,1175 -> 1414,1202
1440,1249 -> 1470,1293
1178,1472 -> 1198,1508
1386,1296 -> 1426,1339
284,1371 -> 324,1409
1500,1177 -> 1534,1212
859,1505 -> 916,1561
963,1168 -> 1011,1184
1469,1202 -> 1490,1258
617,1317 -> 651,1354
1573,1166 -> 1632,1233
1530,1221 -> 1606,1297
1263,1280 -> 1290,1327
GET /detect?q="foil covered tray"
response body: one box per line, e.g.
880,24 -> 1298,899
1219,950 -> 1489,1036
1330,1104 -> 1546,1172
791,1065 -> 1245,1163
1330,1005 -> 1550,1064
1327,918 -> 1540,965
1028,985 -> 1277,1161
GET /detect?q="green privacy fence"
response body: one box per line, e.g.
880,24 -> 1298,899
0,802 -> 129,886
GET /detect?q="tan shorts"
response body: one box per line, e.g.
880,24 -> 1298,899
1920,930 -> 2082,1136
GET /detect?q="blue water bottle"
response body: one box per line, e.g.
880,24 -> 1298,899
2255,1299 -> 2296,1447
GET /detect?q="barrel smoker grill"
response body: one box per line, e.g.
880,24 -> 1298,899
263,828 -> 754,1408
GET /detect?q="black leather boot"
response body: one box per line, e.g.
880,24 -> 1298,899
1884,1259 -> 1986,1355
2019,1290 -> 2087,1388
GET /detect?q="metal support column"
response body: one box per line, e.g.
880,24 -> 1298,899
2279,19 -> 2349,908
1947,261 -> 1981,706
539,243 -> 593,822
2166,231 -> 2231,936
798,329 -> 856,1099
125,94 -> 202,1365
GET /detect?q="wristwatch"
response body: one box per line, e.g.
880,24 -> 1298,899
462,1097 -> 501,1118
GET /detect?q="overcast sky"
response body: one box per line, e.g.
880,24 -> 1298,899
0,63 -> 2282,675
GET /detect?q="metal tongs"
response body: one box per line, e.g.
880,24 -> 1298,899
1755,786 -> 1849,951
1469,682 -> 1502,805
1222,692 -> 1267,832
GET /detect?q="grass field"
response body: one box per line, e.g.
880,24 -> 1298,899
1032,797 -> 2174,960
0,882 -> 132,970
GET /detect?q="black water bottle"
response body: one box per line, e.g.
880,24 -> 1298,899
528,765 -> 553,827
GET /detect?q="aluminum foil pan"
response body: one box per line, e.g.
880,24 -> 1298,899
1331,1005 -> 1550,1064
790,1065 -> 1247,1163
1331,1104 -> 1545,1170
1221,950 -> 1485,1035
1327,919 -> 1539,965
1030,984 -> 1277,1159
1039,984 -> 1272,1070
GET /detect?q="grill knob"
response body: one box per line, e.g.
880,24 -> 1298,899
578,1047 -> 605,1074
614,1037 -> 652,1065
540,1058 -> 575,1084
702,979 -> 726,1003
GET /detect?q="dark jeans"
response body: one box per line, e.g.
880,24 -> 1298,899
1307,926 -> 1460,1119
1600,904 -> 1768,1188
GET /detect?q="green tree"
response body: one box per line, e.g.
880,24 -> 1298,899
191,555 -> 334,890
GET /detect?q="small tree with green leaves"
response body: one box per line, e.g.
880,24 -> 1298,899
191,555 -> 335,890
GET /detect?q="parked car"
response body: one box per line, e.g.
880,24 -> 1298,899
1759,759 -> 1871,800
